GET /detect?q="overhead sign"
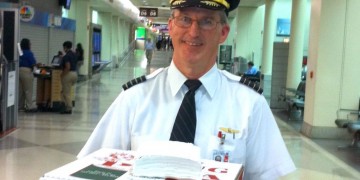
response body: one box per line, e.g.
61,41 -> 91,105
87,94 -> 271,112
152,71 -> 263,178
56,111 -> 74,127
153,24 -> 167,29
153,23 -> 168,32
139,8 -> 158,17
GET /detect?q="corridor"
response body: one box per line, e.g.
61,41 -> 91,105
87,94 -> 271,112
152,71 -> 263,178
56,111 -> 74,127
0,49 -> 359,180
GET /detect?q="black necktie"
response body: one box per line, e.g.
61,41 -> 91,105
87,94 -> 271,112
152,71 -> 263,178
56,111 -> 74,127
170,79 -> 202,143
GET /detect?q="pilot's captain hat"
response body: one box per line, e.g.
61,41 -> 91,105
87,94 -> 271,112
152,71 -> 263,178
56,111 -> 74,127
169,0 -> 241,15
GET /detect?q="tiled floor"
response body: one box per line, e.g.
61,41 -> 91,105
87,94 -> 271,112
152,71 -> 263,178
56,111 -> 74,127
1,49 -> 360,180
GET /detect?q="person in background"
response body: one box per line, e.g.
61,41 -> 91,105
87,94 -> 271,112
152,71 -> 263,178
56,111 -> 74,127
156,39 -> 162,50
75,43 -> 84,76
19,38 -> 38,112
144,38 -> 155,64
244,61 -> 258,75
60,41 -> 77,114
78,0 -> 295,179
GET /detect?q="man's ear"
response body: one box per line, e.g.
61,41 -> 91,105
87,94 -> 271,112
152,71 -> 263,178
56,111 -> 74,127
219,24 -> 230,44
168,18 -> 173,36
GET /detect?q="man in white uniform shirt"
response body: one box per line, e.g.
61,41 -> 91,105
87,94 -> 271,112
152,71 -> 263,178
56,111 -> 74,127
78,0 -> 296,179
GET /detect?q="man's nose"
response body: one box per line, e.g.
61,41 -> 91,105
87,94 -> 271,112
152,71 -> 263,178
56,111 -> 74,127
188,21 -> 201,36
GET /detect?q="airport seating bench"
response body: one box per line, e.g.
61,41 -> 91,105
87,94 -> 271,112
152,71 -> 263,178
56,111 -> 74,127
335,99 -> 360,149
335,119 -> 360,149
278,81 -> 306,114
347,122 -> 360,148
242,71 -> 261,83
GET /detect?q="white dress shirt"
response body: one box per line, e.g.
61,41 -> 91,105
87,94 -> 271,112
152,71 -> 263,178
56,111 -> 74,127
78,61 -> 295,180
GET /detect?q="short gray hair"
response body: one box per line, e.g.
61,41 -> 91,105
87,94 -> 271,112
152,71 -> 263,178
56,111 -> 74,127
218,11 -> 228,24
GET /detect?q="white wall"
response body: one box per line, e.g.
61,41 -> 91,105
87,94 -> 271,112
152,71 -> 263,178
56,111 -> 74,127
226,0 -> 311,70
233,6 -> 265,66
301,0 -> 360,139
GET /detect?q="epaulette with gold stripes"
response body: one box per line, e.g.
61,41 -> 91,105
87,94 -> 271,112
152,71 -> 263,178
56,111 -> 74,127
122,75 -> 146,90
239,77 -> 263,94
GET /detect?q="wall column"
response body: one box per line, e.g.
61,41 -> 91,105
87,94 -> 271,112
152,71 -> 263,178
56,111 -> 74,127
98,12 -> 112,62
261,0 -> 276,75
118,19 -> 124,59
261,0 -> 276,102
302,0 -> 360,138
286,0 -> 307,89
112,15 -> 120,68
70,0 -> 90,77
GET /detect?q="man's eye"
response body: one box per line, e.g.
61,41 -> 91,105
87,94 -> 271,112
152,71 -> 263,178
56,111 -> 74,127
201,19 -> 214,25
180,16 -> 192,23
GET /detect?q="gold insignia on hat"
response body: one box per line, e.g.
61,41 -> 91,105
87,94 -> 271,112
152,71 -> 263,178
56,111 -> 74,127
170,0 -> 186,6
201,1 -> 221,8
170,0 -> 230,9
207,0 -> 230,9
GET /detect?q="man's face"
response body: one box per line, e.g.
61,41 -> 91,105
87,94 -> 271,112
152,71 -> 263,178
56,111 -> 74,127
168,8 -> 229,70
63,46 -> 71,53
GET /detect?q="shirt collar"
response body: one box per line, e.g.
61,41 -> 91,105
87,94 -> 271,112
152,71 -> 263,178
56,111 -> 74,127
168,61 -> 219,99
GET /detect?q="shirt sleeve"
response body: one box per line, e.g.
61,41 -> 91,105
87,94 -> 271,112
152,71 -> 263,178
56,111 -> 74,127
244,96 -> 296,180
77,90 -> 132,158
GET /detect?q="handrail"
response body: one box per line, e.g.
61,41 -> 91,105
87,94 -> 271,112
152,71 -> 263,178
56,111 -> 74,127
119,40 -> 136,67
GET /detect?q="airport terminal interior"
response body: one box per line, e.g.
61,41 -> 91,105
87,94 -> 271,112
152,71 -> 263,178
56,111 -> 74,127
1,0 -> 360,179
1,50 -> 360,180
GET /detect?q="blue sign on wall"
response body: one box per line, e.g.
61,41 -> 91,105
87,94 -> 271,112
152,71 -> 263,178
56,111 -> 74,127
276,18 -> 291,37
20,7 -> 76,32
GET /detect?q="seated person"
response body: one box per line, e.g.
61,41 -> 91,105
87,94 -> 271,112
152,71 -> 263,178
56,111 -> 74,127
241,62 -> 260,82
245,61 -> 258,75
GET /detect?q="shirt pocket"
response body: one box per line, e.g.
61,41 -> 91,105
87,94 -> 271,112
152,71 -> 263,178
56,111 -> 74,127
205,134 -> 246,164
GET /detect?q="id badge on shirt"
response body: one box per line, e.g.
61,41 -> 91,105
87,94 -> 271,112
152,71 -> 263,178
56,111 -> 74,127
212,149 -> 230,162
210,128 -> 245,163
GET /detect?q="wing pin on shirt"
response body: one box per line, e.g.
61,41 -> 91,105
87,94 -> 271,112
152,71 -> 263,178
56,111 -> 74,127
219,127 -> 240,139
